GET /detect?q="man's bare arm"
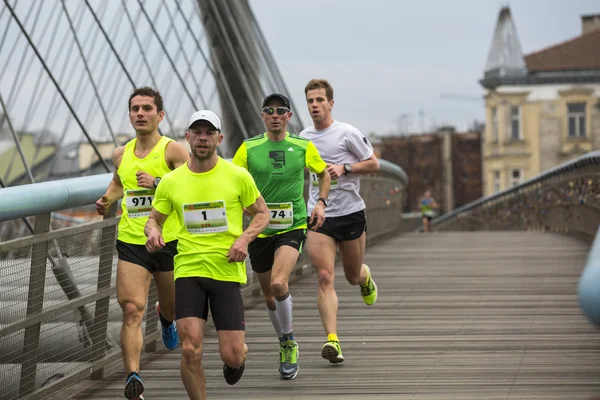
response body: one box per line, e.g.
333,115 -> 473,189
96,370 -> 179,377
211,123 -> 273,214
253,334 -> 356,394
240,196 -> 270,243
316,167 -> 331,200
144,208 -> 169,253
347,154 -> 380,175
96,146 -> 125,215
166,141 -> 191,170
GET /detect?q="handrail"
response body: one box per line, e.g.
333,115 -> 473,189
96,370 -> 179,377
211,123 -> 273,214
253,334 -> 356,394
432,150 -> 600,226
579,225 -> 600,326
0,157 -> 408,222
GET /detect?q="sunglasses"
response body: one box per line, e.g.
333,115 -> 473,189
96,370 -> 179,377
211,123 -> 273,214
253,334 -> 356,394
262,107 -> 289,115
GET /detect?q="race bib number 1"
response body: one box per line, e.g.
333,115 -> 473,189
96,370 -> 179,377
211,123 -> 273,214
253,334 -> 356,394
125,189 -> 154,218
183,201 -> 228,234
267,203 -> 293,229
311,172 -> 338,189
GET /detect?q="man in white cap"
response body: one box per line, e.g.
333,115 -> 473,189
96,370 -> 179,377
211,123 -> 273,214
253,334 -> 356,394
144,110 -> 270,399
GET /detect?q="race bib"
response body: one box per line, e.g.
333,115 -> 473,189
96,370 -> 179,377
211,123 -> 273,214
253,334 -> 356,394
311,172 -> 338,189
267,202 -> 293,229
125,189 -> 154,218
182,201 -> 228,234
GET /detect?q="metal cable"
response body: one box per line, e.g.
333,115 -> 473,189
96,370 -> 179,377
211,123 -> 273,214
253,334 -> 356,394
3,0 -> 110,172
61,0 -> 117,146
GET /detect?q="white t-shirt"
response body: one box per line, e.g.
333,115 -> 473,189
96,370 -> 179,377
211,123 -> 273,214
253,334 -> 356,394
300,120 -> 374,217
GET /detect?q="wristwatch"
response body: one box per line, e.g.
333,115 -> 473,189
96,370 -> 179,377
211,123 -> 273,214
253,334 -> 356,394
343,163 -> 352,175
153,177 -> 161,188
317,197 -> 328,207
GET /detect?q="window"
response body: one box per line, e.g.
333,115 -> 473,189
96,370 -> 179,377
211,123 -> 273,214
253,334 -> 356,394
510,169 -> 523,187
491,107 -> 498,142
492,170 -> 501,193
568,103 -> 586,138
510,106 -> 521,140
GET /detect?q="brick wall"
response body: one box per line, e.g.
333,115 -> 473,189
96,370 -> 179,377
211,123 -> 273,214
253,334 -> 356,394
379,130 -> 482,212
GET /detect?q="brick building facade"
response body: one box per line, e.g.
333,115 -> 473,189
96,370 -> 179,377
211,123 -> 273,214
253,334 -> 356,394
379,128 -> 482,213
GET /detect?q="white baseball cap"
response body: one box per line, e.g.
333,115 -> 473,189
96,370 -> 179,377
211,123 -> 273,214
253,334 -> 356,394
188,110 -> 221,131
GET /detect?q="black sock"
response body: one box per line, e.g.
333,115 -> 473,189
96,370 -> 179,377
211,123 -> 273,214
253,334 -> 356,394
282,331 -> 294,341
158,312 -> 172,327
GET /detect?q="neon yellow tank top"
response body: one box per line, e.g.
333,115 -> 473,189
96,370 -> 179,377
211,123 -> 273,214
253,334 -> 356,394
117,136 -> 179,244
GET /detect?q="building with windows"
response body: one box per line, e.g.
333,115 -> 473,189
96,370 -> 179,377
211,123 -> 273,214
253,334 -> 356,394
480,8 -> 600,195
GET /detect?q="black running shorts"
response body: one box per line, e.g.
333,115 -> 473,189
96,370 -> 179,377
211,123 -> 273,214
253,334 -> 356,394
308,209 -> 367,242
115,239 -> 177,273
175,277 -> 245,331
248,229 -> 306,274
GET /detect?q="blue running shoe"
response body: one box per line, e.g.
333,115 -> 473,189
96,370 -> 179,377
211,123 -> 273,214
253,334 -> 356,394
124,372 -> 144,399
156,302 -> 179,350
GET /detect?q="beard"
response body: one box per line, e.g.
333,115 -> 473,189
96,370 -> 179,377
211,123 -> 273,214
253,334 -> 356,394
191,145 -> 216,161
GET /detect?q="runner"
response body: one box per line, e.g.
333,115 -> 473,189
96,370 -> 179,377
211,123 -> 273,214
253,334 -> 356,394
95,86 -> 190,399
300,79 -> 380,364
419,190 -> 439,232
145,110 -> 270,399
232,93 -> 330,379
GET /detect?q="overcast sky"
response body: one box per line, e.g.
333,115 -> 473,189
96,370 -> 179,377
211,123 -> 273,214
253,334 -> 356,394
250,0 -> 599,136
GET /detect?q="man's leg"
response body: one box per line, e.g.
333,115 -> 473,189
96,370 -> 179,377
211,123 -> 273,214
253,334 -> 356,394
338,232 -> 368,286
218,330 -> 247,384
250,237 -> 282,340
153,240 -> 179,349
271,239 -> 303,379
305,230 -> 343,363
207,278 -> 247,385
178,316 -> 206,400
422,216 -> 430,232
116,259 -> 152,399
338,210 -> 378,306
175,277 -> 209,400
153,270 -> 178,349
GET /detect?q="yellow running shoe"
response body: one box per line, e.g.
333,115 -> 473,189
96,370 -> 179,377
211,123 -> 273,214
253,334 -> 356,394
360,264 -> 378,306
321,340 -> 344,364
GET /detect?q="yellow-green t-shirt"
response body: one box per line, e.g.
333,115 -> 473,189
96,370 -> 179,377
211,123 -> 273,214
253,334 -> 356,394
152,157 -> 261,283
117,136 -> 179,244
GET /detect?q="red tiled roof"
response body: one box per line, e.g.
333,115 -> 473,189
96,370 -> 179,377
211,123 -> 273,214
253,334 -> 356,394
524,28 -> 600,72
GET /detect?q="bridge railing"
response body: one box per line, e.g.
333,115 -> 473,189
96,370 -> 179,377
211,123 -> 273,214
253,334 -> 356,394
0,159 -> 407,400
431,151 -> 600,241
428,151 -> 600,330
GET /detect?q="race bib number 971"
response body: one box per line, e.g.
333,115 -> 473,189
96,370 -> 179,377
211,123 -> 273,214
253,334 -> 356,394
182,201 -> 228,234
125,189 -> 154,218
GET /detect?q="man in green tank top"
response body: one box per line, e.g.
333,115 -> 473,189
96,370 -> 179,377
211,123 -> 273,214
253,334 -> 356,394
232,93 -> 330,380
95,87 -> 190,400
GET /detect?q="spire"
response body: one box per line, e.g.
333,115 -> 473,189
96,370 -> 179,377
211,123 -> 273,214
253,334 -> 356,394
483,7 -> 527,81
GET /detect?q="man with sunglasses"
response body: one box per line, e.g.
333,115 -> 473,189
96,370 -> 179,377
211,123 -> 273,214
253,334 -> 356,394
300,79 -> 380,365
232,93 -> 330,380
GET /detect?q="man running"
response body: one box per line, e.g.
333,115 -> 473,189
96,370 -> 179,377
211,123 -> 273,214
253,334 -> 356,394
419,190 -> 439,232
300,79 -> 380,364
95,86 -> 190,399
232,93 -> 330,379
145,110 -> 270,399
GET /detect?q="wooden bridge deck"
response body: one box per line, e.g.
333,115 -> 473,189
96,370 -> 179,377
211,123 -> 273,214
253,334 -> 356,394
54,231 -> 600,399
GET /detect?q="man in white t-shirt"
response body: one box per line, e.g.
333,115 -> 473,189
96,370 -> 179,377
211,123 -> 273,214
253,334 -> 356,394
299,78 -> 380,364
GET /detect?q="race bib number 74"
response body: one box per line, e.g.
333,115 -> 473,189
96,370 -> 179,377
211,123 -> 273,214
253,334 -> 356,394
267,202 -> 293,229
182,201 -> 228,234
